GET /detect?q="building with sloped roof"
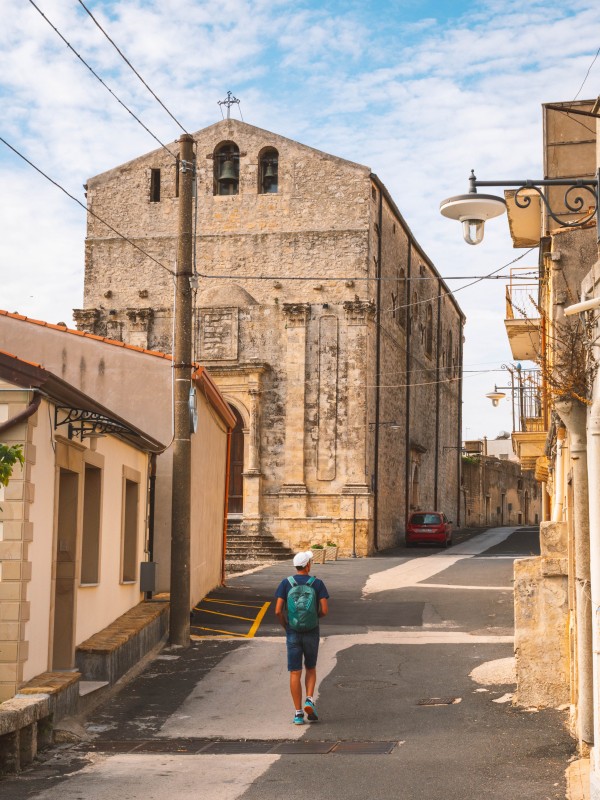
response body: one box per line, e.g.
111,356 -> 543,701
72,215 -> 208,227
75,118 -> 465,555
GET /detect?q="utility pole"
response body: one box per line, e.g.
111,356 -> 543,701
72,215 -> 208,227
169,133 -> 195,647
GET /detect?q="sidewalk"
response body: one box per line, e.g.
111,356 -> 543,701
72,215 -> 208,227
568,759 -> 590,800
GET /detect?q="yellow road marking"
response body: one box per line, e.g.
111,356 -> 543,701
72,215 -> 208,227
201,598 -> 266,609
197,608 -> 256,622
246,602 -> 271,638
191,626 -> 248,638
190,601 -> 271,639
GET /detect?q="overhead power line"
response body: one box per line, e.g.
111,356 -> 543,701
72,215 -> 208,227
0,135 -> 175,277
76,0 -> 188,134
27,0 -> 177,162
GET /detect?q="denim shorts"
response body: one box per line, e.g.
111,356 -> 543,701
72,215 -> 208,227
286,627 -> 320,671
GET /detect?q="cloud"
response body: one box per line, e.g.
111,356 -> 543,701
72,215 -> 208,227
0,0 -> 599,436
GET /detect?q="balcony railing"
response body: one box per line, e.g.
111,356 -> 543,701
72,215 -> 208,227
504,268 -> 541,361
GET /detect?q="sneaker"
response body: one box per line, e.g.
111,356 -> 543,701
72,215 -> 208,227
293,712 -> 305,725
303,698 -> 318,721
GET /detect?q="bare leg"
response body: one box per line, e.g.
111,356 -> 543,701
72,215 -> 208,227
290,670 -> 303,709
305,667 -> 316,699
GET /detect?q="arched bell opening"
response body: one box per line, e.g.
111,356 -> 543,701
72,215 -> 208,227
214,141 -> 240,196
258,147 -> 279,194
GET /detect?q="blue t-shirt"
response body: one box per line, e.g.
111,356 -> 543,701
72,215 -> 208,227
275,575 -> 329,630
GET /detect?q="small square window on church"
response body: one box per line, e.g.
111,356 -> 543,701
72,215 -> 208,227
150,168 -> 161,202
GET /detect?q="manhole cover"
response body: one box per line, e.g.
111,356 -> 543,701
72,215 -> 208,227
417,697 -> 461,706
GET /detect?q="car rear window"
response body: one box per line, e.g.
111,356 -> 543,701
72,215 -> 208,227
410,513 -> 442,525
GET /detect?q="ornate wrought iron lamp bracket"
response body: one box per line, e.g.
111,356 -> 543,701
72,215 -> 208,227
469,169 -> 600,240
54,406 -> 137,441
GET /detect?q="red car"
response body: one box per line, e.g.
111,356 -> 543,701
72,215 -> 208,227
405,511 -> 453,548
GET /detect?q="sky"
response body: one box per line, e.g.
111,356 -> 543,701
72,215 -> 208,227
1,0 -> 599,439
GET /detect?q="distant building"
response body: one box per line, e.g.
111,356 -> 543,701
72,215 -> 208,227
75,118 -> 465,555
461,437 -> 540,527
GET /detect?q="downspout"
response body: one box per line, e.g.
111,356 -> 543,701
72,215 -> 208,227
587,370 -> 600,778
434,281 -> 442,508
404,245 -> 413,528
456,320 -> 464,526
0,393 -> 42,435
555,399 -> 593,746
221,428 -> 232,586
372,188 -> 383,550
145,453 -> 157,600
552,426 -> 566,522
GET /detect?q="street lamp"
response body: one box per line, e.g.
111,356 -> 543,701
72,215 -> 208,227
486,389 -> 506,407
440,169 -> 600,245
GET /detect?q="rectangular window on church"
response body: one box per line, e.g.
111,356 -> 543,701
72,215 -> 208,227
150,168 -> 161,202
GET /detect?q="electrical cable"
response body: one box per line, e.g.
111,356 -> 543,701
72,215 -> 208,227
76,0 -> 188,134
0,134 -> 175,277
573,44 -> 600,101
27,0 -> 177,163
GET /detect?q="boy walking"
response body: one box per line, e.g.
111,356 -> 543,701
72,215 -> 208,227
275,551 -> 329,725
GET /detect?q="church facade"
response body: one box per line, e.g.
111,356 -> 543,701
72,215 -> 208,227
75,118 -> 464,555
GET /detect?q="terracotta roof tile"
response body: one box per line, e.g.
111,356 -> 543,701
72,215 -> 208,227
0,309 -> 173,360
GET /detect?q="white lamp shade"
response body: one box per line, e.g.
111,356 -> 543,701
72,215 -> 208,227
486,390 -> 507,407
440,193 -> 507,223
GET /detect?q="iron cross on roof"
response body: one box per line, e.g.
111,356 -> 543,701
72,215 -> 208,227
218,91 -> 241,120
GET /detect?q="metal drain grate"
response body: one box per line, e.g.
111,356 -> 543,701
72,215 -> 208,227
332,741 -> 397,754
77,738 -> 397,755
417,697 -> 460,706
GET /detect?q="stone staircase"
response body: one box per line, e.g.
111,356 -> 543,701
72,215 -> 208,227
225,520 -> 294,574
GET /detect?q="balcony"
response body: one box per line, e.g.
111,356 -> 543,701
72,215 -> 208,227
504,269 -> 541,362
507,367 -> 547,471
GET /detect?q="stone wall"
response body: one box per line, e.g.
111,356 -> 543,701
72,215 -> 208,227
461,456 -> 541,527
79,119 -> 464,555
514,520 -> 570,707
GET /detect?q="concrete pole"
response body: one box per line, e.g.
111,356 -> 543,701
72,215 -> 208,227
588,394 -> 600,791
556,400 -> 593,746
169,134 -> 195,648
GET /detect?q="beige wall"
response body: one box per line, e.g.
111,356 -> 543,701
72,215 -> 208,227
190,398 -> 228,604
0,313 -> 229,594
0,386 -> 152,699
74,436 -> 148,645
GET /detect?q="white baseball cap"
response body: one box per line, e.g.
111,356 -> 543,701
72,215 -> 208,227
293,550 -> 313,568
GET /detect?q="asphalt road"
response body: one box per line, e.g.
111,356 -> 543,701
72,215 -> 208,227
1,526 -> 575,800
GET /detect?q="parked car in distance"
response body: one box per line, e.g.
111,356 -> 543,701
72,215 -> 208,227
405,511 -> 453,547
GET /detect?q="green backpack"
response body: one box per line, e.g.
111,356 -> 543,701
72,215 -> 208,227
286,576 -> 318,631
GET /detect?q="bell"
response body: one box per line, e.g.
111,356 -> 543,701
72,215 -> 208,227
264,161 -> 276,179
218,159 -> 237,182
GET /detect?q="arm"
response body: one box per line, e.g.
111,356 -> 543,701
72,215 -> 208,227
275,597 -> 287,629
318,598 -> 328,618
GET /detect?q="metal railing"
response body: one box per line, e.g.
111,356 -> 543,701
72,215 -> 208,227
505,268 -> 540,321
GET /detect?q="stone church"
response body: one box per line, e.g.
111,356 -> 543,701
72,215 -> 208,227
74,117 -> 464,556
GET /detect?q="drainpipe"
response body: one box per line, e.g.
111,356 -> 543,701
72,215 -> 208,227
372,188 -> 383,550
221,428 -> 232,586
556,399 -> 593,746
587,380 -> 600,776
551,426 -> 566,522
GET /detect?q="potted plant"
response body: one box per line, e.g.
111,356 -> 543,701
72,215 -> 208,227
310,544 -> 326,564
324,541 -> 338,561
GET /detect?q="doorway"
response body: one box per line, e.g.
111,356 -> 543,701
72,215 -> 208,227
228,407 -> 244,515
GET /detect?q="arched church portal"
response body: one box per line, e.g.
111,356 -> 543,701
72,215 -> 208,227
228,406 -> 244,515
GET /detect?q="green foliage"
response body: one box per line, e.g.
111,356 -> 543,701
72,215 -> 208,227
0,444 -> 24,487
326,541 -> 337,547
461,454 -> 479,465
311,544 -> 324,550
